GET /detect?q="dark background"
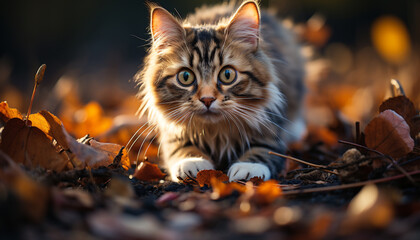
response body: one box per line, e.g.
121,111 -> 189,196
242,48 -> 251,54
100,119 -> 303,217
0,0 -> 419,111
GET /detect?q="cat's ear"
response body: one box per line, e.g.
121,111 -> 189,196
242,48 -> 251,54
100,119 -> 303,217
227,1 -> 260,50
150,6 -> 184,45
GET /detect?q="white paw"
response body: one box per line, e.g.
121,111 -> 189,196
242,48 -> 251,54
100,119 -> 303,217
227,162 -> 271,182
169,158 -> 215,182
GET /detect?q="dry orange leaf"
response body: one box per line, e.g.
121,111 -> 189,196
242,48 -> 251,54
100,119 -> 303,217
0,118 -> 70,172
38,110 -> 69,149
0,101 -> 22,122
364,110 -> 414,158
133,161 -> 166,181
210,177 -> 247,200
197,170 -> 229,187
1,102 -> 130,172
253,180 -> 282,205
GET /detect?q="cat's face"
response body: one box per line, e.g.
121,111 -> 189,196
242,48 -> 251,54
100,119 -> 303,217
143,2 -> 277,126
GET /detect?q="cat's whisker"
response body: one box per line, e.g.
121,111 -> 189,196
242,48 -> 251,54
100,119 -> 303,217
143,133 -> 158,159
126,123 -> 155,155
187,113 -> 195,131
137,125 -> 158,162
230,107 -> 266,135
224,109 -> 250,151
241,104 -> 293,125
125,120 -> 150,153
232,106 -> 279,136
128,123 -> 156,155
237,105 -> 294,136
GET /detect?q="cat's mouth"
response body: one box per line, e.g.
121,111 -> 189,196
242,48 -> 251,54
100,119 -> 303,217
196,109 -> 223,121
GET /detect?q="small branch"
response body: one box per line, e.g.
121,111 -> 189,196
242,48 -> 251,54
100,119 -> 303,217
269,151 -> 337,175
338,140 -> 416,184
282,169 -> 420,196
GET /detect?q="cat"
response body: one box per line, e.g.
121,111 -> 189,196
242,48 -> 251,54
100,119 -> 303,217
135,0 -> 305,182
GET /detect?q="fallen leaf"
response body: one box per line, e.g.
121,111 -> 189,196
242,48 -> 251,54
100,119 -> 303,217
0,118 -> 70,172
379,96 -> 418,137
196,170 -> 229,187
364,110 -> 414,158
253,180 -> 282,205
0,101 -> 22,122
62,127 -> 112,169
133,161 -> 166,181
1,102 -> 69,150
89,140 -> 130,170
38,110 -> 70,149
248,176 -> 264,186
210,178 -> 246,200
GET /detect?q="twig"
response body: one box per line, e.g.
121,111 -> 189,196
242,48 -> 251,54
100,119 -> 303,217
282,169 -> 420,196
338,140 -> 416,184
269,151 -> 337,175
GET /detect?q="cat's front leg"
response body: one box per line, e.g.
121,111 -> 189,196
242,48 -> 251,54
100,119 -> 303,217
227,147 -> 282,182
166,145 -> 215,181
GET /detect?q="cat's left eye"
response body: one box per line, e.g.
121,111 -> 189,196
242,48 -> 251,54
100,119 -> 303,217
218,66 -> 237,85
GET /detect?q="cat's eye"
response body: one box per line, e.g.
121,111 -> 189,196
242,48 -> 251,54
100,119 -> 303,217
218,66 -> 237,85
177,69 -> 196,86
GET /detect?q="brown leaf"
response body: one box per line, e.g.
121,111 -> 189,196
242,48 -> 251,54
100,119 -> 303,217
0,101 -> 22,122
196,170 -> 229,187
38,110 -> 69,149
133,161 -> 166,181
89,140 -> 130,170
248,176 -> 264,186
62,128 -> 112,169
379,96 -> 418,137
0,118 -> 70,172
364,110 -> 414,158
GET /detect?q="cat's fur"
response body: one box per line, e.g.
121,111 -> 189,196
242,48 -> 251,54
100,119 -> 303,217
135,0 -> 305,182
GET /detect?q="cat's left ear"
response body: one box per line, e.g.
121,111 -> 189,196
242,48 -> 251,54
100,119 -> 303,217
227,1 -> 260,51
150,6 -> 184,47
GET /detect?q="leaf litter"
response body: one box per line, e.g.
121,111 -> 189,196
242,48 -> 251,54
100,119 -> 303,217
1,42 -> 420,240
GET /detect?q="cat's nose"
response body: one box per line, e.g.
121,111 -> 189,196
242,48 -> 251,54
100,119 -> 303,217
200,97 -> 216,108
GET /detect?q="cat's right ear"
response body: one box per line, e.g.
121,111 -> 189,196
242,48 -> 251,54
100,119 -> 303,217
150,6 -> 184,46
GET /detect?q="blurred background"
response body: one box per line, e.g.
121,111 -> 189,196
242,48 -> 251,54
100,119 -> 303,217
0,0 -> 419,141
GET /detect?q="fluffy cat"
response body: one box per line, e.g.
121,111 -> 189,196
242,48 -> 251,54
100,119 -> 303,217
135,0 -> 305,182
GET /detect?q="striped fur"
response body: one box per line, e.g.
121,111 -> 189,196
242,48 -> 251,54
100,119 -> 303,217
135,1 -> 305,181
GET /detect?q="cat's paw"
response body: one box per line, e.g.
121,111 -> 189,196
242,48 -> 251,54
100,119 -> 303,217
169,157 -> 215,182
227,162 -> 270,182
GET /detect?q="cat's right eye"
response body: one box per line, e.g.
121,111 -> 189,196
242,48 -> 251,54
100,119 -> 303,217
177,69 -> 196,86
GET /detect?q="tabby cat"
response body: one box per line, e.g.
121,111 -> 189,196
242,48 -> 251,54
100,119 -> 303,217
136,0 -> 305,182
